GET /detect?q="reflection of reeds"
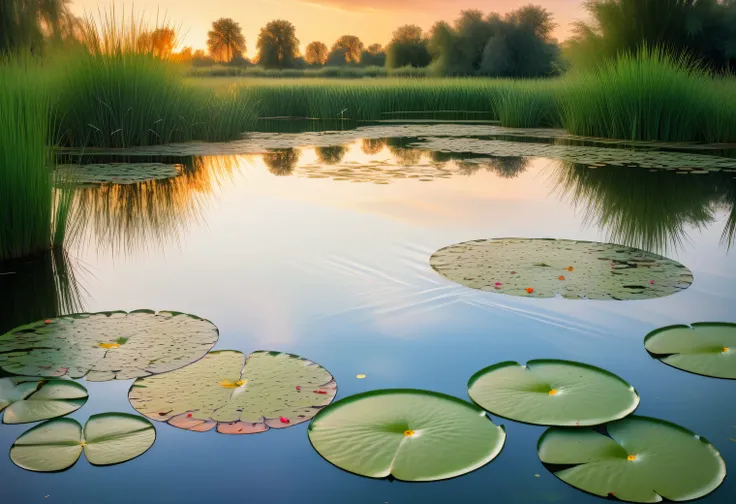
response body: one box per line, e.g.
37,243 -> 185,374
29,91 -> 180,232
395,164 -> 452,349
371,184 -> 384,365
70,155 -> 238,255
552,161 -> 725,254
717,178 -> 736,250
0,250 -> 86,335
457,157 -> 530,178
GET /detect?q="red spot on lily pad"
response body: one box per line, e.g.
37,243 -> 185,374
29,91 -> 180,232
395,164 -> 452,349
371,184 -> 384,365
44,319 -> 52,324
187,413 -> 193,418
314,390 -> 328,395
296,386 -> 301,391
279,416 -> 290,424
650,280 -> 655,285
526,287 -> 534,294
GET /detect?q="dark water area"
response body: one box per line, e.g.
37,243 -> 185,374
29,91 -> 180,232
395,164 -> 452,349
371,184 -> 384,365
2,129 -> 735,503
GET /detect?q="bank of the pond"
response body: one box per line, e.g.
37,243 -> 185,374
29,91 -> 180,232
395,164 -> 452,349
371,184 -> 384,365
195,51 -> 736,143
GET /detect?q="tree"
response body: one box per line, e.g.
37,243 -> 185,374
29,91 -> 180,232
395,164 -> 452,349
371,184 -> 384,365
331,35 -> 364,64
305,40 -> 328,65
360,43 -> 385,66
1,0 -> 75,54
207,17 -> 246,63
151,27 -> 176,57
386,25 -> 431,68
263,149 -> 300,176
256,19 -> 299,69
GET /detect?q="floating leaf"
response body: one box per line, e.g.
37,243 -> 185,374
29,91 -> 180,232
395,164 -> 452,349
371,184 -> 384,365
538,416 -> 726,503
644,322 -> 736,379
10,413 -> 156,472
0,377 -> 88,424
307,389 -> 506,482
430,238 -> 693,300
468,360 -> 639,426
56,163 -> 181,185
0,311 -> 219,381
129,350 -> 336,434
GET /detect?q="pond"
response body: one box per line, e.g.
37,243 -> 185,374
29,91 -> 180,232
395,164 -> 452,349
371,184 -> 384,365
1,124 -> 735,503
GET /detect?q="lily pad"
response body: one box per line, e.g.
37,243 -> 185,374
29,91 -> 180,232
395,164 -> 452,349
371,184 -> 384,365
0,311 -> 219,382
10,413 -> 156,472
430,238 -> 693,300
307,389 -> 506,481
644,323 -> 736,379
468,360 -> 639,426
537,416 -> 726,502
0,377 -> 88,424
129,350 -> 336,434
56,163 -> 182,185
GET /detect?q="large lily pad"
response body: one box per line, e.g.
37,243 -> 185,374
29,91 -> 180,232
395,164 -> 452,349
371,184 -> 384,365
0,311 -> 219,382
129,350 -> 336,434
644,323 -> 736,379
537,416 -> 726,503
307,389 -> 506,482
430,238 -> 693,300
0,377 -> 88,424
468,360 -> 639,426
10,413 -> 156,472
56,163 -> 182,185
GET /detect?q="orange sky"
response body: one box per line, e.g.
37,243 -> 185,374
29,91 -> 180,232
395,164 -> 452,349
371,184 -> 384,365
71,1 -> 585,56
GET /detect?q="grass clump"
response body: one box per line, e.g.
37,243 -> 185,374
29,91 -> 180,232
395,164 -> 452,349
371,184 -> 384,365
492,81 -> 560,128
0,57 -> 72,261
53,11 -> 258,149
559,47 -> 723,142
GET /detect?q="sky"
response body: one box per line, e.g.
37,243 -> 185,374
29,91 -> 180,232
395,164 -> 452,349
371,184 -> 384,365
70,1 -> 584,57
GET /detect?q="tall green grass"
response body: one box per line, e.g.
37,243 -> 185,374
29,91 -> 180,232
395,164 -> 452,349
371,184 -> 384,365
53,11 -> 259,148
492,81 -> 560,128
0,58 -> 72,261
559,48 -> 736,143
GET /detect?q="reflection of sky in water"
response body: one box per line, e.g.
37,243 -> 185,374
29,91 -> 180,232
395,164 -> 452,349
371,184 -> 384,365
2,139 -> 736,503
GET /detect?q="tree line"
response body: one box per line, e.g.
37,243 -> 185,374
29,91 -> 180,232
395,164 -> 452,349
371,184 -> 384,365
3,1 -> 736,74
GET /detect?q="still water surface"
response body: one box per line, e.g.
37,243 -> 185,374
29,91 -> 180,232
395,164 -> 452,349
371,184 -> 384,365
2,133 -> 735,503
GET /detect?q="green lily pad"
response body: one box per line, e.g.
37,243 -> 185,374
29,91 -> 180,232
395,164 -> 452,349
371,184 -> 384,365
307,389 -> 506,481
10,413 -> 156,472
56,163 -> 182,185
0,311 -> 219,382
537,416 -> 726,503
0,377 -> 88,424
129,350 -> 336,433
644,323 -> 736,379
468,360 -> 639,426
430,238 -> 693,300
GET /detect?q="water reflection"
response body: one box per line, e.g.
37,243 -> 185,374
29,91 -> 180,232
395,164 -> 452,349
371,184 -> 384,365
456,157 -> 530,178
0,250 -> 86,335
69,155 -> 238,255
552,161 -> 736,253
315,145 -> 349,165
263,149 -> 300,176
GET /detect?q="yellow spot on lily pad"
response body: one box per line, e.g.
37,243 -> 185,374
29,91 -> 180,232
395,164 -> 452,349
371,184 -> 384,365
98,343 -> 120,349
548,389 -> 558,396
724,347 -> 730,353
627,454 -> 637,461
219,379 -> 247,389
356,374 -> 366,379
404,429 -> 415,438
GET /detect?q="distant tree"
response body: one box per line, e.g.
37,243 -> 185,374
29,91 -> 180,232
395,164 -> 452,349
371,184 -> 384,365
192,49 -> 214,67
360,43 -> 385,66
331,35 -> 364,64
325,47 -> 349,66
361,138 -> 387,155
428,21 -> 458,75
256,19 -> 300,69
207,18 -> 246,63
172,46 -> 193,63
263,149 -> 300,176
150,27 -> 176,57
386,24 -> 431,69
305,41 -> 328,65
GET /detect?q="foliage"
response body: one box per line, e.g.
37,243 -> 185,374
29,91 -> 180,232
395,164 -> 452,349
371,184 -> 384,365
305,41 -> 328,65
256,19 -> 299,69
207,17 -> 246,63
330,34 -> 364,64
0,0 -> 78,54
360,43 -> 385,67
385,25 -> 431,69
428,6 -> 560,77
0,56 -> 72,261
565,0 -> 736,72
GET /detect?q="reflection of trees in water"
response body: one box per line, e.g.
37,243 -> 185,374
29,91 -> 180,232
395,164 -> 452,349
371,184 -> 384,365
315,145 -> 349,165
552,161 -> 736,253
716,178 -> 736,249
361,138 -> 387,156
263,149 -> 300,176
386,138 -> 423,165
0,250 -> 86,335
457,156 -> 530,178
71,155 -> 237,255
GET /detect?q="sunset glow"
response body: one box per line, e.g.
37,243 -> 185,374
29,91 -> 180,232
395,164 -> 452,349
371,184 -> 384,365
70,0 -> 582,55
